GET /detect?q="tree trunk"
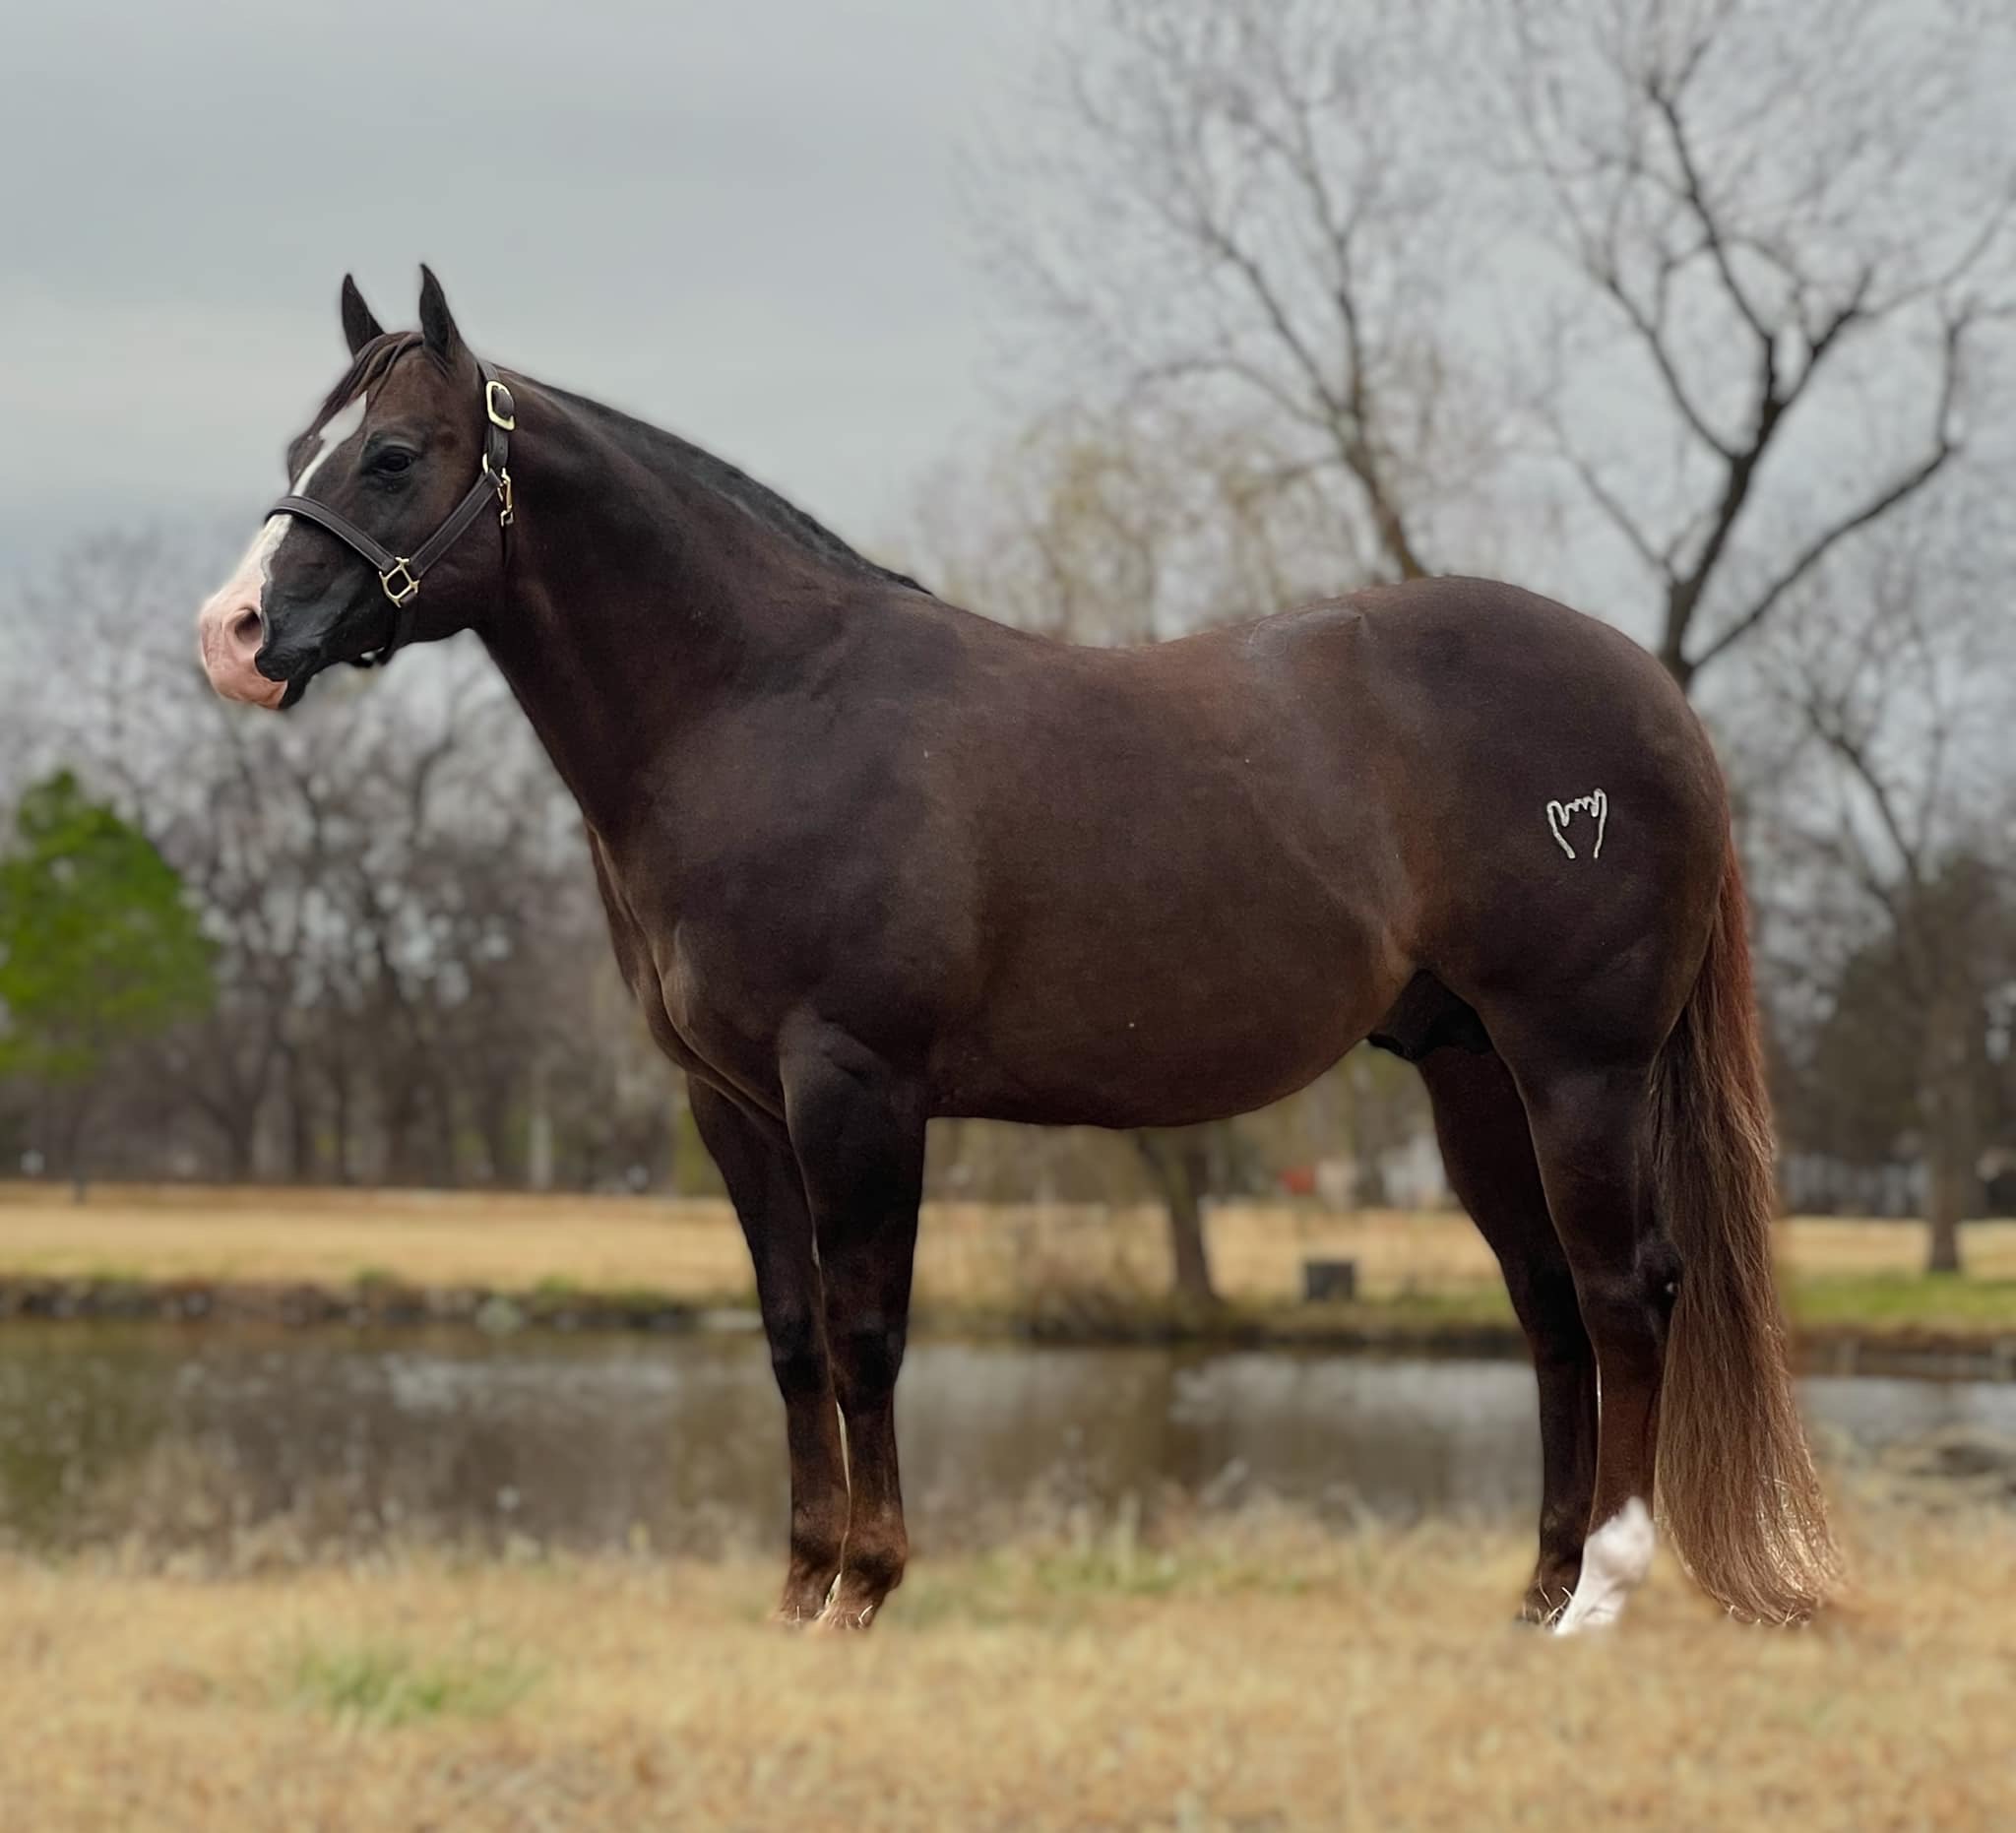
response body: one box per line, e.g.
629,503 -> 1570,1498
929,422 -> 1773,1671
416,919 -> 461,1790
1921,981 -> 1978,1275
527,1059 -> 554,1192
474,1074 -> 517,1187
1132,1128 -> 1219,1304
1925,1153 -> 1964,1274
65,1096 -> 93,1204
329,1068 -> 353,1185
660,1075 -> 681,1196
1345,1051 -> 1392,1206
281,1044 -> 315,1183
383,1063 -> 428,1186
431,1073 -> 460,1188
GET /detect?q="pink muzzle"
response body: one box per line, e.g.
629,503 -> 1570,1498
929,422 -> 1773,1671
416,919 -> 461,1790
196,546 -> 286,710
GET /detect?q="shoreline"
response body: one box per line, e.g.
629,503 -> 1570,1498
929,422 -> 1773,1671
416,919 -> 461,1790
5,1272 -> 2013,1382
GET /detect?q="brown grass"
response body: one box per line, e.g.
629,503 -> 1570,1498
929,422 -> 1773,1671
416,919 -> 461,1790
4,1181 -> 2013,1315
2,1505 -> 2012,1830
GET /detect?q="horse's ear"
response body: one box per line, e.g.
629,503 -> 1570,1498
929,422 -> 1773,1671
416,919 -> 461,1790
340,274 -> 383,355
417,265 -> 466,361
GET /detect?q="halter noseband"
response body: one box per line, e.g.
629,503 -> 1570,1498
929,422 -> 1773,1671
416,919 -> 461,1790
268,357 -> 517,665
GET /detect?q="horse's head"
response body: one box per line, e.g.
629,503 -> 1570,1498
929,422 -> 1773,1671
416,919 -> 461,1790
197,269 -> 510,709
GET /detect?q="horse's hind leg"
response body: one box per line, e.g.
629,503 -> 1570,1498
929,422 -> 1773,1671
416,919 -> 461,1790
1495,1036 -> 1678,1634
1418,1047 -> 1597,1623
690,1082 -> 850,1624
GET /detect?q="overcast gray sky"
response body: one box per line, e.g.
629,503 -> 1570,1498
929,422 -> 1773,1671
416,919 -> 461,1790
0,0 -> 1045,577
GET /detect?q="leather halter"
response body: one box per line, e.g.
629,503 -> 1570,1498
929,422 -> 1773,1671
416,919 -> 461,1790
268,357 -> 517,664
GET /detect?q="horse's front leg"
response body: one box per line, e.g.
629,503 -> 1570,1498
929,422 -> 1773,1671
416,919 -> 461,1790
690,1081 -> 850,1624
780,1023 -> 926,1632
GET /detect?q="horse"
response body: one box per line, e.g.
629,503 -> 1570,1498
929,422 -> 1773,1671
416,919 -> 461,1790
197,271 -> 1838,1634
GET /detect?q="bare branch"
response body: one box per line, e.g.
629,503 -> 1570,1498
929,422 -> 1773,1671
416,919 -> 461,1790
1590,254 -> 1740,461
1689,311 -> 1968,676
1648,81 -> 1774,348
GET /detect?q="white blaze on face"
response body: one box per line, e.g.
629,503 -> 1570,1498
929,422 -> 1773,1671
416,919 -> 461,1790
1552,1497 -> 1656,1635
195,396 -> 367,708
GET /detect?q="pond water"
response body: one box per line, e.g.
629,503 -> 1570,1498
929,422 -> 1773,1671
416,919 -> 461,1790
2,1324 -> 2012,1555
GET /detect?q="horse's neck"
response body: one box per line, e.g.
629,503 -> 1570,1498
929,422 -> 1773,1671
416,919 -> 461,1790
474,391 -> 832,838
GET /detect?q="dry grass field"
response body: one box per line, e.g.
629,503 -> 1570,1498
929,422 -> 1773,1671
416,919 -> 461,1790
2,1504 -> 2012,1831
4,1184 -> 2015,1826
2,1182 -> 2015,1332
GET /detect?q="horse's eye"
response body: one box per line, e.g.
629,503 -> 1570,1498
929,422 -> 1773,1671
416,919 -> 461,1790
369,448 -> 414,476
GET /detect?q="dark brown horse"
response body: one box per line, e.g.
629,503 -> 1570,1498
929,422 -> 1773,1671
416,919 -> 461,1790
198,273 -> 1837,1632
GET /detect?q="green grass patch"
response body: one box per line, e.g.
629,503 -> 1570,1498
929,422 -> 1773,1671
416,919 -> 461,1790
284,1637 -> 538,1729
1787,1273 -> 2016,1334
607,1285 -> 682,1311
1313,1287 -> 1518,1327
350,1266 -> 399,1292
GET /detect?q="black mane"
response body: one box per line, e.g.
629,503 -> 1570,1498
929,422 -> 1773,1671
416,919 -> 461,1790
300,337 -> 930,597
543,383 -> 931,597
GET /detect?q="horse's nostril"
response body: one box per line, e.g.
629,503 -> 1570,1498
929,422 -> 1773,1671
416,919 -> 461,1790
230,609 -> 263,648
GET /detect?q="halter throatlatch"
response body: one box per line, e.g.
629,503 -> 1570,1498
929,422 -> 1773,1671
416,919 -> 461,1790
267,359 -> 517,665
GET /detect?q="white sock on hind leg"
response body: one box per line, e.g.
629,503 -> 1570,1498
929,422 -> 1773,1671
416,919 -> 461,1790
1553,1498 -> 1656,1635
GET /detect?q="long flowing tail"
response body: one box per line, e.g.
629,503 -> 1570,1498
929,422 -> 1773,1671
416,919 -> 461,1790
1651,842 -> 1841,1621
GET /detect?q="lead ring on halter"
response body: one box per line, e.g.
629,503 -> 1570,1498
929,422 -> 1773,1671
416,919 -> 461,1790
266,357 -> 517,662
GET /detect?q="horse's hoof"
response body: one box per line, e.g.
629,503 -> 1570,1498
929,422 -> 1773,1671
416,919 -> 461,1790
1551,1500 -> 1656,1635
1515,1594 -> 1568,1629
1516,1569 -> 1578,1627
809,1596 -> 879,1634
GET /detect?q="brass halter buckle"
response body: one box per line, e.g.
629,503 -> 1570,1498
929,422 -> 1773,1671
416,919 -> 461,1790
484,380 -> 517,431
380,559 -> 421,607
485,456 -> 515,528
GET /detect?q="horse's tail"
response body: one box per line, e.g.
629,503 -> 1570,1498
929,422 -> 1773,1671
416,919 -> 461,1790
1651,840 -> 1840,1621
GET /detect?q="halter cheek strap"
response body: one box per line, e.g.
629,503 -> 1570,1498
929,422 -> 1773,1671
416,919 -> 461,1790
268,358 -> 517,664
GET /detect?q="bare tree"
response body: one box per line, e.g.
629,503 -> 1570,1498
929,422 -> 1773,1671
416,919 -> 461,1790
1745,506 -> 2016,1269
981,0 -> 1509,589
1504,0 -> 2015,691
991,2 -> 2013,690
908,402 -> 1365,644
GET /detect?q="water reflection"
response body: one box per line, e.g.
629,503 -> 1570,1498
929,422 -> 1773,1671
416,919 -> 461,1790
1,1325 -> 2012,1555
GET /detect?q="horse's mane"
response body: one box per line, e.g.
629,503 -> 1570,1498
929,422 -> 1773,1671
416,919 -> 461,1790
296,333 -> 929,598
542,383 -> 931,597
